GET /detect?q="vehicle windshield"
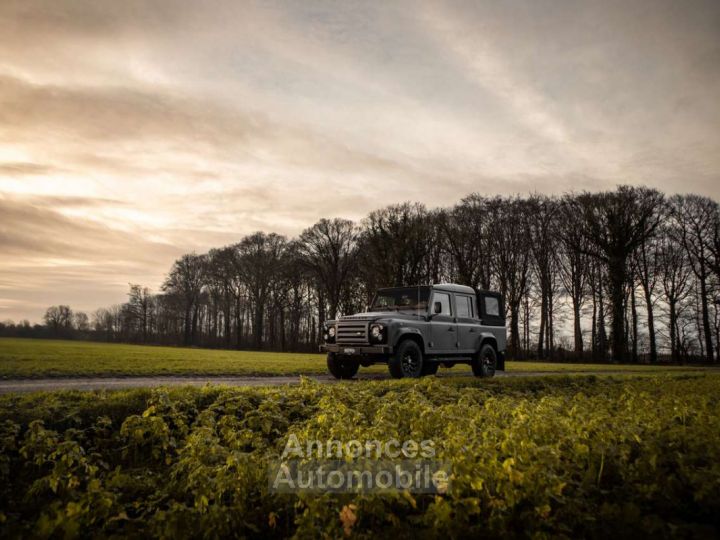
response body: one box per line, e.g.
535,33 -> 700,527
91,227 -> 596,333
369,287 -> 430,314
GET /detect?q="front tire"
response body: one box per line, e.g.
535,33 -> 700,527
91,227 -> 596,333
389,340 -> 424,379
472,344 -> 497,378
327,353 -> 360,379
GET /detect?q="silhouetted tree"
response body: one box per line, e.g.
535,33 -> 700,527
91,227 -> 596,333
486,197 -> 532,357
297,218 -> 358,322
527,195 -> 560,359
43,305 -> 73,337
570,186 -> 664,362
439,195 -> 491,289
672,195 -> 718,362
358,203 -> 434,297
632,232 -> 663,362
162,253 -> 207,345
558,195 -> 592,357
236,233 -> 287,349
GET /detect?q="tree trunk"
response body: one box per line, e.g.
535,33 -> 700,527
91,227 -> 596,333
317,290 -> 326,344
254,303 -> 264,349
669,300 -> 678,362
183,305 -> 192,346
510,305 -> 521,358
698,269 -> 714,362
191,305 -> 199,346
279,308 -> 286,351
573,295 -> 583,356
591,286 -> 597,359
608,256 -> 626,362
523,295 -> 530,354
537,288 -> 546,359
547,287 -> 554,354
696,289 -> 705,359
642,286 -> 657,363
598,273 -> 608,359
630,286 -> 638,363
225,301 -> 232,347
235,296 -> 244,349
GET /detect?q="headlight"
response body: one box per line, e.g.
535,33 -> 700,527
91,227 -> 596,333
370,324 -> 384,339
328,326 -> 336,338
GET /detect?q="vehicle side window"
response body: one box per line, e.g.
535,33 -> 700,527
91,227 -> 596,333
485,296 -> 500,317
456,295 -> 473,318
433,292 -> 452,316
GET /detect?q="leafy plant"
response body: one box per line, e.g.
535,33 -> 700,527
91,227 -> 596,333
0,375 -> 718,538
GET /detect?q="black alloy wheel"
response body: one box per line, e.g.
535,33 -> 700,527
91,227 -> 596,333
389,340 -> 424,379
472,344 -> 497,378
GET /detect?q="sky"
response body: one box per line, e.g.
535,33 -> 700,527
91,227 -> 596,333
1,0 -> 719,323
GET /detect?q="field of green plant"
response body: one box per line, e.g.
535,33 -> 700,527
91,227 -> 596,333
0,374 -> 718,537
0,338 -> 701,378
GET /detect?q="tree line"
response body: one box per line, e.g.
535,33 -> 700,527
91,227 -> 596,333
2,186 -> 718,363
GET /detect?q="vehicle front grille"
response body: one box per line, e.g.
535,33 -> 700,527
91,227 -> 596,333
336,320 -> 369,345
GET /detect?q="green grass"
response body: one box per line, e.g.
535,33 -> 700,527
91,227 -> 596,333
0,337 -> 707,378
0,338 -> 329,378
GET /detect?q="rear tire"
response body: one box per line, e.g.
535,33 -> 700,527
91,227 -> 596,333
327,353 -> 360,379
472,344 -> 497,378
388,340 -> 424,379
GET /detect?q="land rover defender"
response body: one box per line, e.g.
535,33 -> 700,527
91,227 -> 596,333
320,284 -> 506,379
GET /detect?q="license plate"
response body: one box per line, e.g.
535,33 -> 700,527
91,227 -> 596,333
343,348 -> 356,354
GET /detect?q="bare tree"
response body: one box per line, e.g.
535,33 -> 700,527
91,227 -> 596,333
527,195 -> 560,359
557,195 -> 592,357
439,195 -> 491,289
570,186 -> 664,362
127,284 -> 153,342
657,227 -> 692,362
358,203 -> 435,304
486,197 -> 532,357
236,232 -> 287,349
43,305 -> 73,336
74,311 -> 90,333
162,253 -> 207,346
92,308 -> 114,340
632,232 -> 662,362
671,195 -> 718,362
207,247 -> 240,347
297,218 -> 358,321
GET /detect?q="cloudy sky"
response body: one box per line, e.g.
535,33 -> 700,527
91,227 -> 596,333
1,0 -> 719,322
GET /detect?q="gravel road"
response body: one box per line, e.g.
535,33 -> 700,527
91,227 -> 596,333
0,369 -> 698,394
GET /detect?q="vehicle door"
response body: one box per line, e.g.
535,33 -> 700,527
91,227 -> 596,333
477,291 -> 507,352
456,294 -> 480,353
428,291 -> 457,354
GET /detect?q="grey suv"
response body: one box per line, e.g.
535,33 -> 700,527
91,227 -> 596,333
320,284 -> 506,379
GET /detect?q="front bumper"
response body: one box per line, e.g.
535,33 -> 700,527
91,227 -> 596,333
320,343 -> 392,355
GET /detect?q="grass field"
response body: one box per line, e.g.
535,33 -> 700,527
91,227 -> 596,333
0,337 -> 706,378
0,374 -> 718,537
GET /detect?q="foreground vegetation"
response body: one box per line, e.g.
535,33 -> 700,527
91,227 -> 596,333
0,338 -> 703,379
0,374 -> 718,537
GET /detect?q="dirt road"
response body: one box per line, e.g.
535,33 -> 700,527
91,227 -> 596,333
0,368 -> 698,393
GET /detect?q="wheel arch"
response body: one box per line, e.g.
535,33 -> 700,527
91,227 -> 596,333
479,334 -> 498,351
478,334 -> 504,371
394,329 -> 425,352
